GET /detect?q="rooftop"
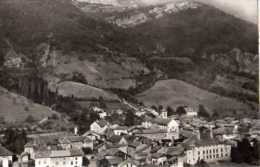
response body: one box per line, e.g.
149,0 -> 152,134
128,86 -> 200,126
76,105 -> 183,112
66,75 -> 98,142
35,148 -> 84,158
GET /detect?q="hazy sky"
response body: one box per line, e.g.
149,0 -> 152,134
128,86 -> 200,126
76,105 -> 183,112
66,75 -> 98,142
197,0 -> 257,23
141,0 -> 257,23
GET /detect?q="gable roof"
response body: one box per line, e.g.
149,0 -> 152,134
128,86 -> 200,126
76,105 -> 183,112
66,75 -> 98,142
59,136 -> 85,144
82,130 -> 102,137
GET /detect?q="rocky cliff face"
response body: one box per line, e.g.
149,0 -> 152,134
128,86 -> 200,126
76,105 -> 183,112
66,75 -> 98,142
105,0 -> 201,27
205,48 -> 258,76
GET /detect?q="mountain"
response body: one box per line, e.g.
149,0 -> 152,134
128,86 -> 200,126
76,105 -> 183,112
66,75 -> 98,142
75,0 -> 257,23
82,0 -> 258,105
0,0 -> 258,119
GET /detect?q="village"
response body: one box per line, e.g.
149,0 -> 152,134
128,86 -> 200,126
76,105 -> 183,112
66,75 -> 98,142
0,100 -> 259,167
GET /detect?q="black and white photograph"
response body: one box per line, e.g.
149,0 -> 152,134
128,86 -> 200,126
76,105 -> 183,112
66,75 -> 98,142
0,0 -> 259,167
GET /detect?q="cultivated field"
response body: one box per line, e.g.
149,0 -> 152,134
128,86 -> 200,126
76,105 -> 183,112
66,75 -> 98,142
136,79 -> 254,116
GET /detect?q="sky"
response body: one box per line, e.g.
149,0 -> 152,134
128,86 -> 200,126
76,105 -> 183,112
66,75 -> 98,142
141,0 -> 257,24
197,0 -> 257,24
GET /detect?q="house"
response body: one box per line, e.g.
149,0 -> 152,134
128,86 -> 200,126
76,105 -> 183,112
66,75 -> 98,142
59,136 -> 84,150
151,153 -> 167,166
92,106 -> 104,113
118,159 -> 138,167
19,152 -> 34,167
142,120 -> 152,129
83,137 -> 94,150
82,131 -> 102,141
24,142 -> 35,160
167,119 -> 180,140
157,146 -> 185,167
113,126 -> 128,136
24,136 -> 60,159
184,106 -> 198,117
59,135 -> 93,150
34,148 -> 84,167
0,145 -> 13,167
90,120 -> 110,134
185,129 -> 231,165
99,112 -> 107,119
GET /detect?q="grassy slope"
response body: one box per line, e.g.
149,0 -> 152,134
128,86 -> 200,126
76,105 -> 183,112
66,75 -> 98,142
0,86 -> 57,123
136,79 -> 256,117
56,81 -> 119,101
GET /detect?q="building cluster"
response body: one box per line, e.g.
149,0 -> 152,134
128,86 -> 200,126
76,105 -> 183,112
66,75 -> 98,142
0,103 -> 259,167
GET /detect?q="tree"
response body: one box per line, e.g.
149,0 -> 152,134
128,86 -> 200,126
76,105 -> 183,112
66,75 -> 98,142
98,158 -> 110,167
89,112 -> 100,122
240,137 -> 253,163
98,96 -> 107,109
212,110 -> 219,119
166,106 -> 175,116
0,116 -> 5,124
176,106 -> 186,116
231,146 -> 243,163
25,115 -> 35,123
151,105 -> 157,111
71,72 -> 87,84
158,105 -> 163,111
2,128 -> 27,154
82,157 -> 90,166
125,110 -> 135,126
50,113 -> 58,120
198,104 -> 210,119
252,138 -> 260,160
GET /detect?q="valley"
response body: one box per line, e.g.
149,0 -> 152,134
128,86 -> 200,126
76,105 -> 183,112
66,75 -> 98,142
0,0 -> 258,126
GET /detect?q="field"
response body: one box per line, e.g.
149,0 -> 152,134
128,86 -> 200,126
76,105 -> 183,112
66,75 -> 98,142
56,81 -> 119,101
0,86 -> 57,123
136,79 -> 254,116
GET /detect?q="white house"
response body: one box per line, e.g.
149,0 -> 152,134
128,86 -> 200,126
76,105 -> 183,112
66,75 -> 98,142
184,106 -> 198,117
141,118 -> 180,140
92,106 -> 104,113
0,145 -> 13,167
90,120 -> 110,134
160,109 -> 168,119
113,126 -> 128,136
35,149 -> 83,167
167,119 -> 180,140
